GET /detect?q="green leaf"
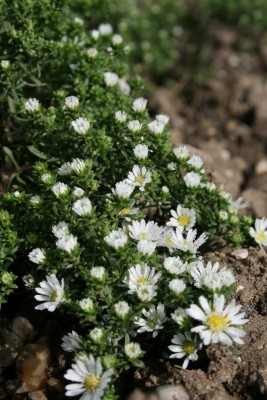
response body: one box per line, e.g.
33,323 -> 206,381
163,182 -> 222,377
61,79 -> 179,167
27,146 -> 47,159
2,147 -> 19,168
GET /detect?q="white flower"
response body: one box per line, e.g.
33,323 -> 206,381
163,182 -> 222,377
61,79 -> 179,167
62,331 -> 82,352
65,96 -> 79,109
190,261 -> 235,291
184,172 -> 201,188
148,120 -> 165,134
79,298 -> 94,312
99,23 -> 113,35
64,355 -> 113,399
71,117 -> 90,135
73,197 -> 92,216
52,182 -> 69,197
136,285 -> 157,302
125,263 -> 161,294
169,332 -> 200,369
167,205 -> 196,231
133,144 -> 149,159
205,182 -> 217,192
127,120 -> 142,132
58,162 -> 72,176
230,196 -> 248,213
125,343 -> 142,359
1,60 -> 10,69
74,17 -> 84,25
28,248 -> 46,264
34,274 -> 64,312
70,158 -> 87,174
52,221 -> 69,238
135,303 -> 166,338
90,266 -> 106,282
129,219 -> 163,242
249,218 -> 267,247
112,34 -> 123,45
118,79 -> 131,95
187,295 -> 248,346
115,110 -> 127,122
13,190 -> 22,197
162,186 -> 169,193
156,114 -> 169,124
40,172 -> 53,184
126,165 -> 152,191
104,72 -> 119,87
187,155 -> 203,169
114,301 -> 130,319
132,98 -> 147,113
30,195 -> 41,205
157,228 -> 176,251
173,146 -> 189,159
167,162 -> 176,171
87,48 -> 98,58
219,210 -> 228,221
169,278 -> 186,296
164,257 -> 187,275
56,234 -> 78,254
172,228 -> 208,253
73,187 -> 85,197
90,328 -> 104,343
22,274 -> 35,288
104,229 -> 128,249
111,180 -> 134,198
91,29 -> 100,40
137,240 -> 157,256
171,308 -> 188,326
25,98 -> 40,112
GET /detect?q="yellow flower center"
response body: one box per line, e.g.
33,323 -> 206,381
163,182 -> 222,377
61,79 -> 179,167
179,215 -> 190,226
134,175 -> 145,185
256,232 -> 267,242
137,277 -> 149,286
140,232 -> 148,240
50,290 -> 58,302
165,236 -> 174,247
120,207 -> 132,215
207,313 -> 229,331
182,341 -> 195,354
84,375 -> 100,391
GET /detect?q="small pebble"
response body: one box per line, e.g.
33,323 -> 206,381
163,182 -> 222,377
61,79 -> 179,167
12,317 -> 35,341
156,384 -> 190,400
231,248 -> 248,259
255,159 -> 267,175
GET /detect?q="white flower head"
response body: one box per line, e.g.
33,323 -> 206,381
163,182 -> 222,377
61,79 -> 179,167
52,221 -> 69,238
169,278 -> 186,296
35,274 -> 64,312
91,29 -> 100,40
125,343 -> 142,359
129,219 -> 163,242
187,295 -> 248,346
156,114 -> 169,124
167,162 -> 176,171
164,257 -> 187,275
114,301 -> 130,319
249,218 -> 267,247
90,328 -> 104,343
70,158 -> 87,174
173,146 -> 189,160
56,234 -> 78,254
137,240 -> 157,256
162,186 -> 169,193
187,155 -> 203,169
126,165 -> 152,191
71,117 -> 90,135
169,332 -> 200,369
104,72 -> 119,87
127,120 -> 142,132
52,182 -> 69,197
73,187 -> 85,197
205,182 -> 217,192
115,110 -> 127,122
99,23 -> 113,36
136,285 -> 157,302
25,98 -> 40,112
79,298 -> 94,312
184,172 -> 201,188
1,60 -> 10,69
111,180 -> 134,198
171,308 -> 188,326
62,331 -> 82,352
112,34 -> 123,45
87,48 -> 98,58
148,120 -> 165,135
90,266 -> 106,282
167,205 -> 196,231
125,263 -> 161,294
57,162 -> 72,176
190,261 -> 235,292
74,17 -> 84,25
64,355 -> 113,399
40,173 -> 53,184
133,144 -> 149,159
65,96 -> 79,109
230,196 -> 248,213
118,79 -> 131,95
132,98 -> 147,113
73,197 -> 92,216
157,228 -> 176,251
104,229 -> 128,249
30,195 -> 41,205
28,248 -> 46,265
172,228 -> 208,253
219,210 -> 228,221
135,303 -> 166,338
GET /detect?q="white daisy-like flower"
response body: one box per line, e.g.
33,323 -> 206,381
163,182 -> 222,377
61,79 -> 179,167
112,34 -> 123,46
124,343 -> 142,359
167,162 -> 176,171
87,48 -> 98,58
167,205 -> 196,231
126,165 -> 152,191
163,257 -> 187,275
135,303 -> 166,338
114,301 -> 130,319
28,248 -> 46,264
118,79 -> 131,95
249,218 -> 267,247
71,117 -> 90,135
184,172 -> 201,188
52,182 -> 69,197
98,23 -> 113,35
34,274 -> 64,312
79,298 -> 94,312
187,155 -> 203,169
187,295 -> 248,346
90,266 -> 106,282
70,158 -> 87,174
62,331 -> 82,352
169,332 -> 200,369
64,355 -> 113,399
115,110 -> 127,122
90,328 -> 104,343
156,114 -> 169,124
104,72 -> 119,87
148,120 -> 165,135
127,120 -> 142,132
190,261 -> 235,292
73,187 -> 85,197
137,240 -> 157,256
173,146 -> 189,160
65,96 -> 79,109
129,219 -> 164,242
1,60 -> 10,69
136,285 -> 157,302
171,308 -> 188,326
72,197 -> 92,216
169,278 -> 186,296
132,98 -> 147,113
230,196 -> 248,213
104,229 -> 128,249
125,263 -> 162,294
52,221 -> 69,238
29,195 -> 41,205
25,98 -> 40,112
119,206 -> 139,220
56,234 -> 78,254
111,180 -> 135,198
133,144 -> 149,159
172,228 -> 208,253
58,162 -> 72,176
